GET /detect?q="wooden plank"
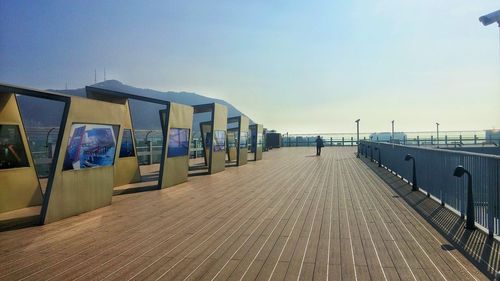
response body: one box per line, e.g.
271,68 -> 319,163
0,147 -> 493,281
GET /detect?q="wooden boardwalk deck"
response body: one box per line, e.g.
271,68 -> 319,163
0,147 -> 494,281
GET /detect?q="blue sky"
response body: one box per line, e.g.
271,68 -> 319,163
1,0 -> 499,133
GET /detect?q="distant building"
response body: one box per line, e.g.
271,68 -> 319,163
485,129 -> 500,145
369,132 -> 407,143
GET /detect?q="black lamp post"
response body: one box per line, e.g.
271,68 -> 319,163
355,119 -> 360,158
436,122 -> 440,148
404,154 -> 418,192
453,165 -> 477,230
391,120 -> 395,143
374,147 -> 381,167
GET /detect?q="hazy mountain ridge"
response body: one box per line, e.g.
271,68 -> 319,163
18,80 -> 251,130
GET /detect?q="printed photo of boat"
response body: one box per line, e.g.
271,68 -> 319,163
63,124 -> 118,170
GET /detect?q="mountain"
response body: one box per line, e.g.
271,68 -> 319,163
17,80 -> 251,131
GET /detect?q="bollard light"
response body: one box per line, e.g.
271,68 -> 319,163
453,165 -> 476,230
404,154 -> 418,192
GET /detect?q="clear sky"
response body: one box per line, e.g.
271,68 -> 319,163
1,0 -> 499,134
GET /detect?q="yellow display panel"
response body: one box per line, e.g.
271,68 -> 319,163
160,103 -> 193,188
0,94 -> 42,213
255,124 -> 264,160
238,116 -> 250,166
42,96 -> 129,223
210,104 -> 227,174
227,131 -> 237,162
114,101 -> 141,187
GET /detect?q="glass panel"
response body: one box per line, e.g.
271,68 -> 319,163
213,130 -> 226,152
119,129 -> 135,158
167,128 -> 190,157
0,124 -> 29,169
257,133 -> 263,147
239,131 -> 248,148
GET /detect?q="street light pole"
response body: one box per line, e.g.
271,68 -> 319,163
391,120 -> 395,143
355,119 -> 360,158
404,154 -> 418,192
436,122 -> 440,148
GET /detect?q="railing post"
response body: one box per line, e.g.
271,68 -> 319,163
351,137 -> 353,146
474,134 -> 477,145
378,148 -> 381,167
487,158 -> 496,237
149,141 -> 153,165
445,135 -> 448,146
330,137 -> 333,146
342,137 -> 344,146
417,136 -> 420,146
431,135 -> 433,145
460,134 -> 463,144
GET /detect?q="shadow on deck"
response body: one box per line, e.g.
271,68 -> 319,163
359,155 -> 500,278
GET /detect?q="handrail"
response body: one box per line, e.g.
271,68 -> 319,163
359,140 -> 500,237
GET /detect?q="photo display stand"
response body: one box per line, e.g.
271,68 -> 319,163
227,115 -> 250,166
159,103 -> 194,188
41,95 -> 131,224
192,103 -> 228,175
250,124 -> 264,161
199,121 -> 212,167
86,87 -> 141,189
0,84 -> 70,229
226,129 -> 238,164
88,86 -> 194,190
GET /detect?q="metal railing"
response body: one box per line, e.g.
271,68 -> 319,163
281,130 -> 499,147
359,140 -> 500,237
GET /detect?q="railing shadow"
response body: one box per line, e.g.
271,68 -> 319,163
358,156 -> 500,278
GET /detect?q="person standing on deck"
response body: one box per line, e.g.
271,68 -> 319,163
315,135 -> 324,156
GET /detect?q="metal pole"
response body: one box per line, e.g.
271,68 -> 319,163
391,120 -> 394,143
355,119 -> 360,157
436,122 -> 440,148
45,127 -> 56,158
465,171 -> 476,230
149,141 -> 153,165
411,158 -> 418,191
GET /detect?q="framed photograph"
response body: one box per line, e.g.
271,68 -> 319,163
213,130 -> 226,152
119,129 -> 135,158
257,133 -> 263,147
168,128 -> 190,157
227,131 -> 236,148
239,131 -> 248,148
0,124 -> 29,169
63,123 -> 119,170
